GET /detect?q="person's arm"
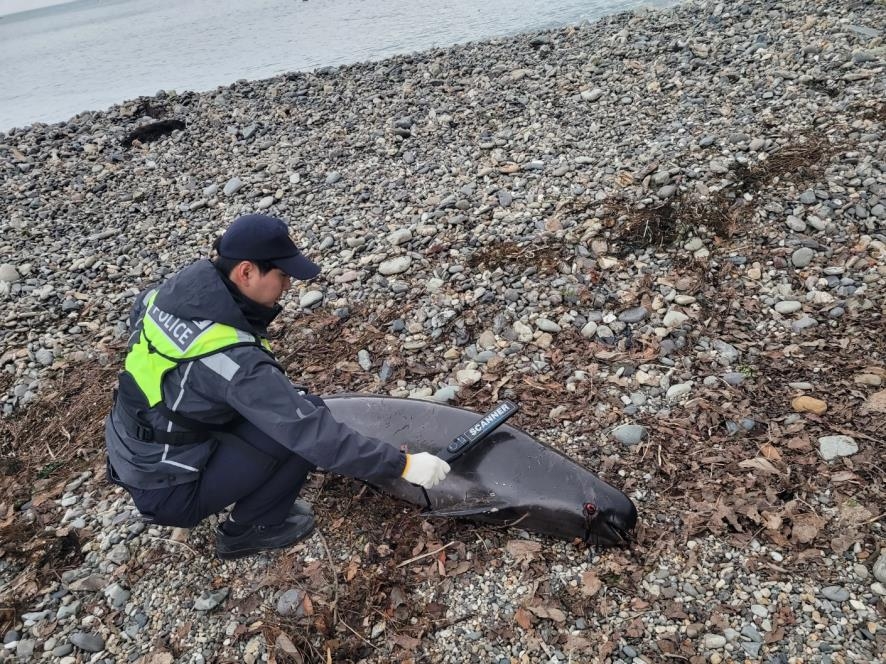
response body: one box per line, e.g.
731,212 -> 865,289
225,358 -> 408,481
127,286 -> 158,332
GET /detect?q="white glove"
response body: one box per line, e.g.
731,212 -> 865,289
402,453 -> 451,489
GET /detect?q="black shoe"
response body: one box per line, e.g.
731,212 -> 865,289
215,515 -> 315,560
287,499 -> 314,521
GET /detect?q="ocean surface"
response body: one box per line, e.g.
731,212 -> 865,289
0,0 -> 676,132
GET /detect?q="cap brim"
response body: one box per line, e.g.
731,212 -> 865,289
273,254 -> 321,280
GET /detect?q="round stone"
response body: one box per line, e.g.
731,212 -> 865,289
873,551 -> 886,584
618,307 -> 648,323
774,300 -> 803,314
299,291 -> 323,308
455,369 -> 481,387
0,263 -> 21,283
69,632 -> 105,653
666,383 -> 692,400
378,256 -> 412,275
276,588 -> 306,617
791,247 -> 815,267
535,318 -> 561,333
662,310 -> 689,328
611,424 -> 648,446
818,435 -> 858,461
580,321 -> 598,338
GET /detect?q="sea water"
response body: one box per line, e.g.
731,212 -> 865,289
0,0 -> 676,131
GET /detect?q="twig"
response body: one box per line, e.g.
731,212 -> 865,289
429,612 -> 476,633
864,511 -> 886,525
315,529 -> 339,624
538,637 -> 553,657
338,618 -> 379,650
147,536 -> 198,556
396,541 -> 456,568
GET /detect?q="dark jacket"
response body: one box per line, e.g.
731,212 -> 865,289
105,260 -> 407,489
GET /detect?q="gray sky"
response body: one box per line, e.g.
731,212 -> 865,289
0,0 -> 75,17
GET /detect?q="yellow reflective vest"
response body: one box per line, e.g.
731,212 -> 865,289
124,291 -> 272,407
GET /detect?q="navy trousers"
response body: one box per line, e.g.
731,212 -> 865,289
125,395 -> 324,528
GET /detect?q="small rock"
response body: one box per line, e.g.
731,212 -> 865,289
456,369 -> 482,387
820,586 -> 849,602
535,318 -> 561,333
667,383 -> 692,400
791,396 -> 827,415
612,424 -> 647,446
14,640 -> 35,660
774,301 -> 803,314
432,386 -> 459,403
387,229 -> 412,246
818,435 -> 858,461
357,350 -> 372,371
276,589 -> 306,617
222,177 -> 243,196
477,330 -> 497,350
799,189 -> 817,205
703,634 -> 726,649
618,307 -> 648,323
791,317 -> 817,333
580,321 -> 598,338
712,340 -> 739,364
723,372 -> 745,386
378,256 -> 412,276
299,291 -> 323,308
35,349 -> 54,366
69,632 -> 105,653
662,310 -> 689,328
791,247 -> 815,268
194,588 -> 229,611
0,264 -> 21,283
873,551 -> 886,584
854,373 -> 882,387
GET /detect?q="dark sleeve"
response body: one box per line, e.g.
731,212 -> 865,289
128,286 -> 158,332
225,358 -> 407,481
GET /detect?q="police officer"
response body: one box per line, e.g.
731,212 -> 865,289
105,214 -> 450,559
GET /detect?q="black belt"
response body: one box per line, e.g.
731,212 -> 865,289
114,400 -> 210,446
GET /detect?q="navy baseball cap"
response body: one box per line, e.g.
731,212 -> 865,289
218,214 -> 320,280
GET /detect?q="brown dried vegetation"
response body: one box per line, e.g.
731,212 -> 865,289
608,134 -> 842,253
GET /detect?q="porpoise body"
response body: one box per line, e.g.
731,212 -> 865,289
323,395 -> 637,546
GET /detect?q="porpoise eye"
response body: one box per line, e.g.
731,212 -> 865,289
584,502 -> 597,515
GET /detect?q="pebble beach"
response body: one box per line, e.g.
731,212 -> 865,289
1,0 -> 885,663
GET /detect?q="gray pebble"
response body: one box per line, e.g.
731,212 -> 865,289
193,588 -> 229,611
818,435 -> 858,460
617,307 -> 648,323
69,632 -> 105,653
222,177 -> 243,196
276,588 -> 306,617
791,247 -> 815,267
611,424 -> 648,446
873,551 -> 886,584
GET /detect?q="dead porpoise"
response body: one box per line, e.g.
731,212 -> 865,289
323,394 -> 637,547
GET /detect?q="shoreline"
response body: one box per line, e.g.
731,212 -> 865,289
1,0 -> 885,662
0,0 -> 681,133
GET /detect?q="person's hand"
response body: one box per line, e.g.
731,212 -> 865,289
402,453 -> 450,489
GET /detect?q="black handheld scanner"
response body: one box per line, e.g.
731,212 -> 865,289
439,400 -> 519,464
